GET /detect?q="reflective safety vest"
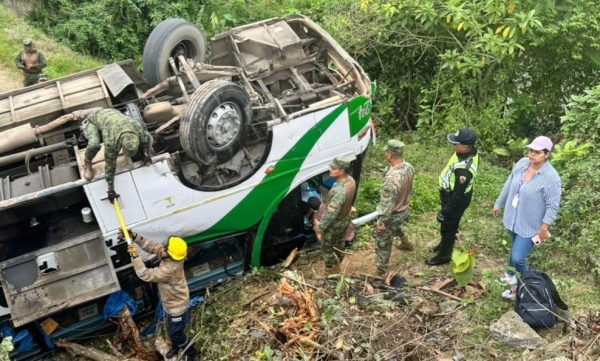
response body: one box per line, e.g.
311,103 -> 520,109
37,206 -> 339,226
438,153 -> 479,193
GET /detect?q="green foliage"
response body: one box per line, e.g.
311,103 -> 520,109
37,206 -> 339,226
354,0 -> 600,150
451,248 -> 475,287
493,138 -> 528,163
561,85 -> 600,144
552,139 -> 594,165
319,298 -> 344,327
30,0 -> 204,62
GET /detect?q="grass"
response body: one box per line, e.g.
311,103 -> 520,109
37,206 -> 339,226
0,5 -> 104,81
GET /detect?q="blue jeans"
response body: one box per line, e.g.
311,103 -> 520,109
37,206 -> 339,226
506,230 -> 535,275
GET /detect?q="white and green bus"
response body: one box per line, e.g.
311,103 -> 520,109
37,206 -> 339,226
0,15 -> 373,357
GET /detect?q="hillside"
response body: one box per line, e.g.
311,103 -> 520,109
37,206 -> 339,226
0,4 -> 103,93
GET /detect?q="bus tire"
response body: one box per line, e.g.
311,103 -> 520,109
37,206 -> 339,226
143,19 -> 206,88
180,79 -> 252,165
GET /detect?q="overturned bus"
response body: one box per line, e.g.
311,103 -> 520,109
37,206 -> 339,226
0,14 -> 374,358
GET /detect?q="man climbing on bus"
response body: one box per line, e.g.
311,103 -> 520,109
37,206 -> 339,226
74,108 -> 153,202
125,230 -> 199,361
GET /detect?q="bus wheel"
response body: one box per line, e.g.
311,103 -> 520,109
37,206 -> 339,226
143,19 -> 206,89
180,79 -> 252,165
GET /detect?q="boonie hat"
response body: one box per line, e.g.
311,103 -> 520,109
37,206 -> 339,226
525,136 -> 553,151
329,157 -> 351,169
447,128 -> 477,145
23,38 -> 32,46
385,139 -> 405,155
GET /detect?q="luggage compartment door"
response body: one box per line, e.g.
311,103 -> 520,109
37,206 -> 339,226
0,231 -> 120,327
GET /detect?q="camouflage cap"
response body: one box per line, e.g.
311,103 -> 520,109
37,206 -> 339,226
121,133 -> 139,157
329,156 -> 351,169
385,139 -> 405,155
23,38 -> 32,46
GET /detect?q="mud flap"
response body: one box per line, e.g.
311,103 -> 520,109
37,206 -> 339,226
0,231 -> 120,327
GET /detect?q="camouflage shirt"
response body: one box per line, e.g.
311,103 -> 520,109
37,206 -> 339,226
318,175 -> 356,232
87,109 -> 151,187
377,161 -> 415,226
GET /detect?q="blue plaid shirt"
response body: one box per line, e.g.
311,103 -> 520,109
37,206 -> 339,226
494,157 -> 562,238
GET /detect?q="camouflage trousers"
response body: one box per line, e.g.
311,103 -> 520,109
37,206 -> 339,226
23,73 -> 41,87
375,209 -> 409,271
82,121 -> 102,162
321,217 -> 351,268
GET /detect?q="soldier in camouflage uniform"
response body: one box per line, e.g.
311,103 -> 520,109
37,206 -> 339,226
314,157 -> 356,269
375,140 -> 415,274
14,39 -> 47,87
75,108 -> 152,202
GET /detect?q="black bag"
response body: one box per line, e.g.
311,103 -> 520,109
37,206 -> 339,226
514,270 -> 568,329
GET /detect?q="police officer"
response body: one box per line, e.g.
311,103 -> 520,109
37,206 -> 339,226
375,140 -> 415,274
14,39 -> 47,87
72,108 -> 152,202
426,128 -> 479,266
126,231 -> 198,361
314,157 -> 356,269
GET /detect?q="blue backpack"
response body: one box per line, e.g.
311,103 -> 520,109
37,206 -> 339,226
514,270 -> 568,329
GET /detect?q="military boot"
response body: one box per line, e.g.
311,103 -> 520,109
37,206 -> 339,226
395,236 -> 414,251
83,160 -> 94,181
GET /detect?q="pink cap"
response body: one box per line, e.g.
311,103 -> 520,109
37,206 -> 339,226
525,136 -> 553,151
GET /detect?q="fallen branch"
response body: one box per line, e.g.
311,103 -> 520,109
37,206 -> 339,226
56,339 -> 121,361
418,286 -> 462,301
281,248 -> 298,269
106,339 -> 125,359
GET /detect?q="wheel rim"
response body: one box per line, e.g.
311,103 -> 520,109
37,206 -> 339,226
206,102 -> 242,150
170,40 -> 198,75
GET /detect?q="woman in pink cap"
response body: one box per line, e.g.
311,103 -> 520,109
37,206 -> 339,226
492,136 -> 562,300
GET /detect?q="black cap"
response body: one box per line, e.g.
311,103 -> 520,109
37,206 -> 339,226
447,128 -> 477,145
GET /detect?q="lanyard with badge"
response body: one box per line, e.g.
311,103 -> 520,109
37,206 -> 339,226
512,166 -> 530,208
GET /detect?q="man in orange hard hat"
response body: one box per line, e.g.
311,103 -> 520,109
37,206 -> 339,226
126,230 -> 198,360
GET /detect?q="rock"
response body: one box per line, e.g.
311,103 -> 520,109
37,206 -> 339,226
439,300 -> 460,313
490,311 -> 547,350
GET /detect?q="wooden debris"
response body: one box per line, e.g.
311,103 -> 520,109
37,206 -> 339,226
281,248 -> 298,268
114,307 -> 152,360
431,277 -> 454,291
55,339 -> 121,361
106,339 -> 125,359
335,335 -> 344,349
